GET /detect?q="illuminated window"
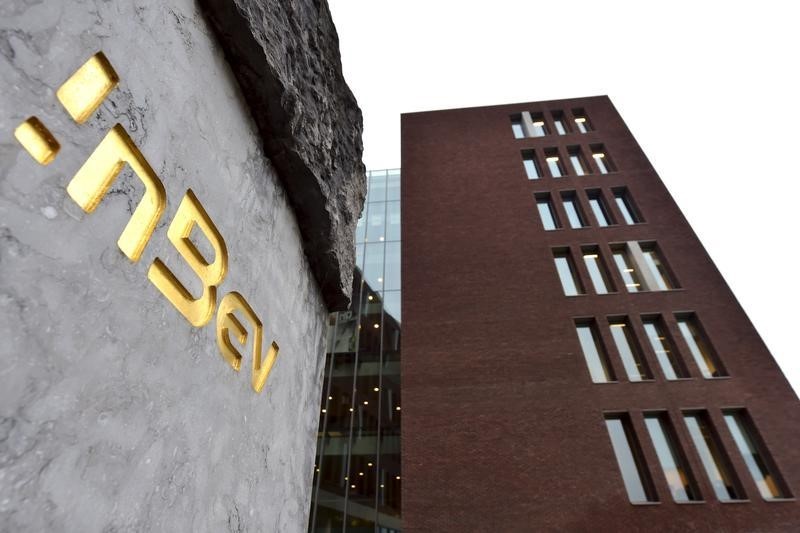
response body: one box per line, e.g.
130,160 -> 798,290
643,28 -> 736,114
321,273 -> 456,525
510,114 -> 525,139
642,317 -> 688,380
582,246 -> 614,294
683,411 -> 744,501
535,194 -> 560,231
561,192 -> 587,229
530,112 -> 548,137
573,108 -> 592,133
612,245 -> 643,293
568,146 -> 588,176
612,242 -> 677,292
591,144 -> 615,174
644,412 -> 701,502
544,149 -> 565,178
608,318 -> 652,381
521,150 -> 541,179
675,314 -> 726,378
575,320 -> 615,383
605,413 -> 657,503
553,249 -> 584,296
723,409 -> 791,500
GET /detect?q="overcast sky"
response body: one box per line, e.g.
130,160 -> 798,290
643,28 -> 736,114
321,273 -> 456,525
328,1 -> 800,394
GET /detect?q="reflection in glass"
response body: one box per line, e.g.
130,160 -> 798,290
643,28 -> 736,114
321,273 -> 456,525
511,115 -> 525,139
386,171 -> 401,201
569,149 -> 587,176
384,242 -> 400,291
644,413 -> 701,502
575,322 -> 615,383
383,290 -> 401,323
536,197 -> 559,231
641,245 -> 674,290
642,319 -> 685,380
311,169 -> 402,531
386,201 -> 401,241
593,152 -> 610,173
588,195 -> 612,226
368,170 -> 387,203
613,248 -> 643,293
522,151 -> 541,179
583,250 -> 613,294
563,196 -> 586,228
683,412 -> 743,501
609,320 -> 651,381
724,410 -> 789,500
367,202 -> 386,242
531,118 -> 548,137
546,155 -> 564,178
553,112 -> 568,135
363,242 -> 385,290
676,316 -> 725,378
614,190 -> 640,224
553,252 -> 584,296
574,112 -> 591,133
605,414 -> 657,503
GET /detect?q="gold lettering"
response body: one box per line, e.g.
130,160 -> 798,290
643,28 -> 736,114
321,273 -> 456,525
148,189 -> 228,327
67,124 -> 166,261
57,52 -> 119,124
14,117 -> 60,165
216,292 -> 280,393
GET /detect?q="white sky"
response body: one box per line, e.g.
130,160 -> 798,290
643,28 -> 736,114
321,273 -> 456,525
328,0 -> 800,394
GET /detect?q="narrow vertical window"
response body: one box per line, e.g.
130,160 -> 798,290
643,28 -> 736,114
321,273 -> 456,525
613,188 -> 642,224
608,319 -> 652,381
535,194 -> 560,231
644,412 -> 701,502
676,314 -> 726,378
591,144 -> 615,173
521,150 -> 541,179
582,246 -> 614,294
683,411 -> 744,501
640,243 -> 675,290
553,249 -> 584,296
575,320 -> 615,383
604,413 -> 658,503
568,146 -> 588,176
642,317 -> 687,380
588,191 -> 613,227
612,246 -> 643,292
573,108 -> 592,133
530,112 -> 548,137
561,192 -> 587,229
510,114 -> 525,139
723,409 -> 791,500
552,111 -> 568,135
544,149 -> 565,178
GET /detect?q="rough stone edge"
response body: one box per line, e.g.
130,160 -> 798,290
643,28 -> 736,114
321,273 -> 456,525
197,0 -> 366,311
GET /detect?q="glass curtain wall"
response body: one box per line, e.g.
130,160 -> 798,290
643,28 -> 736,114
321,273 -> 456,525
309,169 -> 402,533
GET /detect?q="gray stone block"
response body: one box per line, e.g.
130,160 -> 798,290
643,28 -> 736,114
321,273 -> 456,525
0,0 -> 345,530
199,0 -> 367,311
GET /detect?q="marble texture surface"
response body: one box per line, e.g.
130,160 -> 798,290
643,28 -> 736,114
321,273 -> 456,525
0,1 -> 327,531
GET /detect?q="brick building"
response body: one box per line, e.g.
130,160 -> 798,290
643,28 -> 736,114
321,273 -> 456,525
398,96 -> 799,531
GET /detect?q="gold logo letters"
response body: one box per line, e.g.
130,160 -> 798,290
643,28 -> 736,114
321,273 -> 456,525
13,52 -> 280,394
148,189 -> 228,327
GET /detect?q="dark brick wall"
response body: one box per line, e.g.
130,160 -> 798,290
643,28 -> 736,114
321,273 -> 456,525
400,96 -> 800,531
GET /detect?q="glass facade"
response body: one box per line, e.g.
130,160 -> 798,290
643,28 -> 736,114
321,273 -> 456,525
309,169 -> 402,532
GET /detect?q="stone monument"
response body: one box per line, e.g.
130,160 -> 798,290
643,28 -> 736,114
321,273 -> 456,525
0,0 -> 365,531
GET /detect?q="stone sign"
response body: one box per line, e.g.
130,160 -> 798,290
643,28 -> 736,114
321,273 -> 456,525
0,1 -> 364,531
